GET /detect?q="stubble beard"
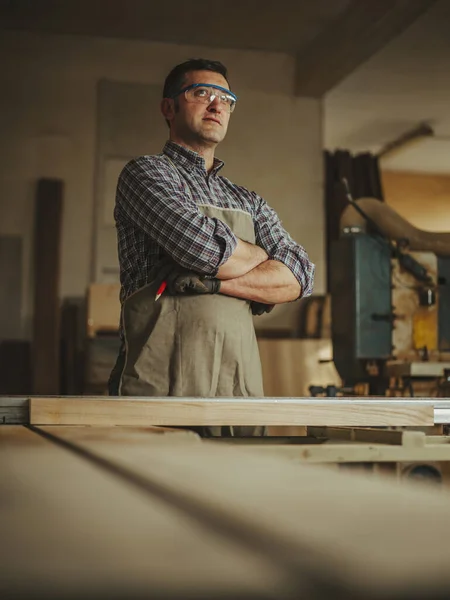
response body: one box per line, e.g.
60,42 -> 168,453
190,121 -> 224,147
172,115 -> 225,150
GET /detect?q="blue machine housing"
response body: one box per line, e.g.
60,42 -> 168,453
330,233 -> 393,384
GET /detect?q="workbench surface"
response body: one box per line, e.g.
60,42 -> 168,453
3,423 -> 450,599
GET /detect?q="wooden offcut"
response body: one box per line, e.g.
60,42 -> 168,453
29,396 -> 434,427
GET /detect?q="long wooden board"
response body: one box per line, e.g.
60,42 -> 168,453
44,425 -> 450,598
236,440 -> 450,464
0,426 -> 295,599
29,397 -> 434,427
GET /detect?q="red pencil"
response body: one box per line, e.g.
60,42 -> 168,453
155,281 -> 167,301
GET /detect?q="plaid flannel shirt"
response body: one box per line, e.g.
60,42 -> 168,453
115,141 -> 315,303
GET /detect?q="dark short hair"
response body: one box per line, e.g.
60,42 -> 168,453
162,58 -> 230,98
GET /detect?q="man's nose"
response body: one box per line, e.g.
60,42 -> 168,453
207,96 -> 222,112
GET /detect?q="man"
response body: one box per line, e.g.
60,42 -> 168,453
109,58 -> 315,434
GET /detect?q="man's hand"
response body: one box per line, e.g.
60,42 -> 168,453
250,302 -> 275,316
171,272 -> 221,295
155,257 -> 221,295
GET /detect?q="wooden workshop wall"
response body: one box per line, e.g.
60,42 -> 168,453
382,170 -> 450,231
0,30 -> 324,340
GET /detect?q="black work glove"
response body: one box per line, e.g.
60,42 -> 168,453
155,257 -> 221,295
171,272 -> 221,295
250,302 -> 275,316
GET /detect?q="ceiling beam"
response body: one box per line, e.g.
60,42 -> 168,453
295,0 -> 437,97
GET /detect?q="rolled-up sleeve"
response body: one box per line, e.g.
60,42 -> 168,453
252,192 -> 315,298
116,157 -> 237,275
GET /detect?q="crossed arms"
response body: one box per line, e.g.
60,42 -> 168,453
217,239 -> 301,304
117,157 -> 315,306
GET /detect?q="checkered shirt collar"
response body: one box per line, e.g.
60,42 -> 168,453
163,140 -> 225,175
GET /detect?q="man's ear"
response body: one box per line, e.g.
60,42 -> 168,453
161,98 -> 175,122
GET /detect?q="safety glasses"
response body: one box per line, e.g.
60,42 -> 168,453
172,83 -> 237,113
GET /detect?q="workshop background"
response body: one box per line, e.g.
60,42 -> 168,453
0,0 -> 449,398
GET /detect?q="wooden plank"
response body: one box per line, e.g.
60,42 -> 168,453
295,0 -> 436,96
236,441 -> 450,464
47,425 -> 450,598
308,425 -> 444,444
35,424 -> 202,444
32,178 -> 63,395
0,426 -> 295,599
29,397 -> 434,427
309,425 -> 406,444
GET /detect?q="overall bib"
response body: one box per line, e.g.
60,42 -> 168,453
118,205 -> 265,436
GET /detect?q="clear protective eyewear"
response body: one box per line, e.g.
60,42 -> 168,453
174,83 -> 238,113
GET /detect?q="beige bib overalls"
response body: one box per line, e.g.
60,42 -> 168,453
118,163 -> 265,435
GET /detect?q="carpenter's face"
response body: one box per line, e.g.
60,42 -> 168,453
162,70 -> 233,146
